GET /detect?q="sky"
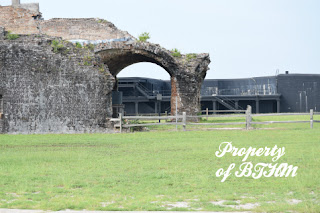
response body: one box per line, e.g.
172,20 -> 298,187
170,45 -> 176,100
2,0 -> 320,80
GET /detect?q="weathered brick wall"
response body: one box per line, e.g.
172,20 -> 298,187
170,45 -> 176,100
0,35 -> 115,134
41,18 -> 133,40
0,5 -> 133,40
0,6 -> 40,34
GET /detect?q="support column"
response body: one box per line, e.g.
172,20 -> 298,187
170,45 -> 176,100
212,100 -> 217,114
235,100 -> 239,110
256,99 -> 259,114
154,101 -> 158,114
135,102 -> 139,116
171,75 -> 204,116
169,53 -> 210,117
277,100 -> 280,113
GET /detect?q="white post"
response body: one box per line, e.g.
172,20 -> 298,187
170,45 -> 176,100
182,112 -> 187,131
119,113 -> 122,133
206,108 -> 209,120
246,105 -> 252,130
175,96 -> 178,131
310,109 -> 314,129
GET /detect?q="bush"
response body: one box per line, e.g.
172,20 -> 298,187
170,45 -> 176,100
83,55 -> 93,66
186,53 -> 197,61
128,119 -> 145,132
6,31 -> 19,40
51,40 -> 65,53
138,32 -> 150,42
97,19 -> 108,24
171,48 -> 182,58
75,42 -> 82,48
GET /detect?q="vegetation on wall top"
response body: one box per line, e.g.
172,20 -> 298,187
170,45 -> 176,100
5,31 -> 19,40
138,32 -> 150,42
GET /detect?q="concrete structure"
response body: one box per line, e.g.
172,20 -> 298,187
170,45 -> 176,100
277,74 -> 320,112
0,2 -> 210,133
117,73 -> 320,115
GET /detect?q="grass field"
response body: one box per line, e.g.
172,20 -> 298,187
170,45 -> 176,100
0,115 -> 319,212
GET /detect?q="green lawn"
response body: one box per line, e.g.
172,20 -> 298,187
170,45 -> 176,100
0,117 -> 319,212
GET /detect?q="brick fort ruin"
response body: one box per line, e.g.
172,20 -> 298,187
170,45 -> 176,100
0,1 -> 211,133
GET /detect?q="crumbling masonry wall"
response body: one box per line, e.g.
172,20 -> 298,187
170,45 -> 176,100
40,18 -> 133,40
0,6 -> 40,34
96,42 -> 210,116
0,34 -> 115,134
0,6 -> 133,41
0,4 -> 211,133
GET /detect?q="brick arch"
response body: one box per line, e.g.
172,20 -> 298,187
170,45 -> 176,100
96,41 -> 210,115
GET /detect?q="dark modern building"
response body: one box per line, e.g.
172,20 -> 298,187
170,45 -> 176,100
114,73 -> 320,115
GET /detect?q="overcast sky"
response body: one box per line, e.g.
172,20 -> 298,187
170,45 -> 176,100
2,0 -> 320,80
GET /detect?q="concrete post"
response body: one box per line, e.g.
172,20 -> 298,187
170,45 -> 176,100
12,0 -> 20,6
135,102 -> 139,116
255,99 -> 259,114
154,101 -> 158,114
246,105 -> 252,130
119,113 -> 122,133
212,100 -> 217,114
310,109 -> 314,129
182,112 -> 187,131
206,108 -> 209,120
277,100 -> 281,113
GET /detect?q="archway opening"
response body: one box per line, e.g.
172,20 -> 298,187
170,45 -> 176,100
112,62 -> 172,117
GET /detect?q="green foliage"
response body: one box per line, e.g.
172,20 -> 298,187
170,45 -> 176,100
63,49 -> 70,55
138,32 -> 150,42
128,119 -> 145,132
171,48 -> 182,58
85,43 -> 95,51
6,31 -> 19,40
83,55 -> 93,66
75,42 -> 82,48
97,19 -> 108,24
51,40 -> 65,53
98,65 -> 105,73
186,53 -> 197,61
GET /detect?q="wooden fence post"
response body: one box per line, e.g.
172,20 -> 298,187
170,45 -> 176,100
246,105 -> 252,130
176,96 -> 178,131
183,112 -> 187,131
246,107 -> 249,130
206,108 -> 209,120
310,109 -> 314,129
119,113 -> 123,133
